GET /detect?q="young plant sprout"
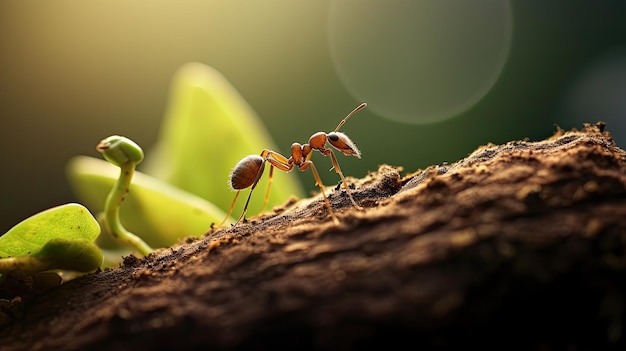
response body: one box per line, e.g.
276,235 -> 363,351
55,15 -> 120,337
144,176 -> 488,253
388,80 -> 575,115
220,103 -> 368,226
97,135 -> 153,256
0,203 -> 103,280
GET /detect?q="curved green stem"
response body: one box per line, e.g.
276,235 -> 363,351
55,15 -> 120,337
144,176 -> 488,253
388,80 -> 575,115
97,136 -> 153,256
104,165 -> 153,256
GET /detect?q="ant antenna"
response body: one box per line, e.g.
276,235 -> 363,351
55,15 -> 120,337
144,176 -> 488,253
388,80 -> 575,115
334,102 -> 367,132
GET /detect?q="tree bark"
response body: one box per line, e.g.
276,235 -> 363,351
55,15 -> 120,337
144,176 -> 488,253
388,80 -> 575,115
1,123 -> 625,350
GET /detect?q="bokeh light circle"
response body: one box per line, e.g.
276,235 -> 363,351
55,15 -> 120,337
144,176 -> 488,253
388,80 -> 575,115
328,0 -> 513,124
558,48 -> 626,147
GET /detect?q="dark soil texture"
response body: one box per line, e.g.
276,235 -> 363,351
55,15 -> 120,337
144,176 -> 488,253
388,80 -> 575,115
1,122 -> 625,351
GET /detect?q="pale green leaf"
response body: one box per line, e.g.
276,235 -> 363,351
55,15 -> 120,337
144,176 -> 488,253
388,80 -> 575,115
142,62 -> 305,221
66,155 -> 226,248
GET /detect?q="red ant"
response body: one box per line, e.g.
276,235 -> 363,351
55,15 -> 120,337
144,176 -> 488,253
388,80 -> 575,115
219,103 -> 367,226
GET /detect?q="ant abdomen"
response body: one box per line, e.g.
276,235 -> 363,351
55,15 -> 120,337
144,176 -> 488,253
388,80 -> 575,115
230,155 -> 264,190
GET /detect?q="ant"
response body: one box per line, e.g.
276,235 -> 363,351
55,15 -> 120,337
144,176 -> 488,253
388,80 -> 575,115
219,102 -> 368,226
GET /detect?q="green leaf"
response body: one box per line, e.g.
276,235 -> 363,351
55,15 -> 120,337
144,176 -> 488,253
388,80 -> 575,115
66,155 -> 226,248
142,62 -> 305,221
0,203 -> 100,257
0,203 -> 103,277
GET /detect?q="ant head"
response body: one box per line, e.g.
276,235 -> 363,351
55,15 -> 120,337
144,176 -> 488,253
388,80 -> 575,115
328,132 -> 361,158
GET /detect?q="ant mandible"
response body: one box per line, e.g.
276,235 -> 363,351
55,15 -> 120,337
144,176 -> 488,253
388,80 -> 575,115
219,102 -> 367,226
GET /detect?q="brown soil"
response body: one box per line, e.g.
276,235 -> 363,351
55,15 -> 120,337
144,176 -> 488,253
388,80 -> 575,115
1,123 -> 625,351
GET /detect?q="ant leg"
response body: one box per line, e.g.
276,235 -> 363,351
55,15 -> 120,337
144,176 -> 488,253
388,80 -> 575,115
326,149 -> 364,210
236,187 -> 256,224
260,165 -> 274,214
259,150 -> 293,215
223,150 -> 291,226
218,190 -> 241,227
302,161 -> 339,225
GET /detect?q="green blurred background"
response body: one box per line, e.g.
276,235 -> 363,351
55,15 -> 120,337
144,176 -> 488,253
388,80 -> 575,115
1,0 -> 625,234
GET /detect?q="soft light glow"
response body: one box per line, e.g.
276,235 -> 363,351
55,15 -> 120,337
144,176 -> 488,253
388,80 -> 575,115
328,0 -> 513,124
